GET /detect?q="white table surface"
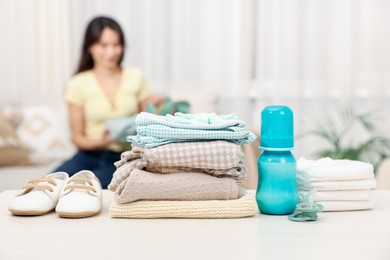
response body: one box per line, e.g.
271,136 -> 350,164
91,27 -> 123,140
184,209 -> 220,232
1,190 -> 389,260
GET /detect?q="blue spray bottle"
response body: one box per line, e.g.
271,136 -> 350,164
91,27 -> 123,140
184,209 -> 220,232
256,106 -> 298,215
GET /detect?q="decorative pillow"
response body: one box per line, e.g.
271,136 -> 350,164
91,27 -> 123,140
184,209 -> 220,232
1,104 -> 24,128
16,104 -> 75,161
0,115 -> 30,166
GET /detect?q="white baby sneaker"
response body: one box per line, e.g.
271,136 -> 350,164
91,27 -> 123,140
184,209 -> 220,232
55,170 -> 103,218
8,172 -> 69,216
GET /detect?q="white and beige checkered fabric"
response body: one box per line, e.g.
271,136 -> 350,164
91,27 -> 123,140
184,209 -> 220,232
108,141 -> 247,191
137,140 -> 244,169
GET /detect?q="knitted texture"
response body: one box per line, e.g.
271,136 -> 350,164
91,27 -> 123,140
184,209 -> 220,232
113,168 -> 245,204
109,193 -> 258,219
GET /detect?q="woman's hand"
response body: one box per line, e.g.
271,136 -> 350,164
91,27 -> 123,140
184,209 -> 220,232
147,94 -> 165,105
140,94 -> 165,112
98,128 -> 116,148
68,103 -> 117,150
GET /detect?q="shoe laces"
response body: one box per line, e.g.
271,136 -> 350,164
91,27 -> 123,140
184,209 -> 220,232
24,177 -> 57,192
65,178 -> 97,193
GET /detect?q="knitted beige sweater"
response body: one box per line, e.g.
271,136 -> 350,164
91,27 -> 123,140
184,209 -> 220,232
114,168 -> 246,204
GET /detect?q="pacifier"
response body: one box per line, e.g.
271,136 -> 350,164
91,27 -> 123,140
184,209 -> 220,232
288,188 -> 323,222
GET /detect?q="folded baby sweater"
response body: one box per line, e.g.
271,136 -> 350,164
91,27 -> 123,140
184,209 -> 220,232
112,168 -> 246,204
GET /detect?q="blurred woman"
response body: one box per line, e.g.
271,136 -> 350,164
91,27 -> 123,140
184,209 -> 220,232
53,16 -> 160,188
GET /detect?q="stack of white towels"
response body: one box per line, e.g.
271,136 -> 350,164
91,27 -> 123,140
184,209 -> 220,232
297,157 -> 377,211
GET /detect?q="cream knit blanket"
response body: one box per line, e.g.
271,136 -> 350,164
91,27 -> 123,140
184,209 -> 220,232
109,193 -> 258,219
112,168 -> 246,204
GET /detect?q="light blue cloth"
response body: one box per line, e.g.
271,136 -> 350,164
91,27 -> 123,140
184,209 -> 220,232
105,116 -> 137,142
135,112 -> 246,129
166,112 -> 238,124
127,112 -> 257,148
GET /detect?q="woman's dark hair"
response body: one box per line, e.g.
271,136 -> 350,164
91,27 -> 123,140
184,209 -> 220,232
76,16 -> 125,74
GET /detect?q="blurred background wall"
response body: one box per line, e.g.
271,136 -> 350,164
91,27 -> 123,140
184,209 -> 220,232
1,0 -> 390,158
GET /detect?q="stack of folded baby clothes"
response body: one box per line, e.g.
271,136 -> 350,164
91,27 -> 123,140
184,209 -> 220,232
108,112 -> 258,218
297,157 -> 377,211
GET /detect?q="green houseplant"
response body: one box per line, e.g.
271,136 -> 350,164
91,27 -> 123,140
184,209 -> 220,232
299,106 -> 390,171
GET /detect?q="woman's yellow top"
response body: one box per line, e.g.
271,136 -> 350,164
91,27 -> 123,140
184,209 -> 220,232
65,67 -> 150,152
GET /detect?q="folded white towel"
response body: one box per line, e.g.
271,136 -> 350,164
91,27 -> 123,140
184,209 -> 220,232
297,157 -> 374,182
298,189 -> 372,201
318,200 -> 373,211
298,178 -> 377,191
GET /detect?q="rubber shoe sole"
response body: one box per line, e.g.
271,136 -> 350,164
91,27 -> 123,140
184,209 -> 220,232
9,209 -> 53,216
57,210 -> 100,218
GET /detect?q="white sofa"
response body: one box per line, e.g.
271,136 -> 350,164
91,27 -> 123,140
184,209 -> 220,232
0,92 -> 260,191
